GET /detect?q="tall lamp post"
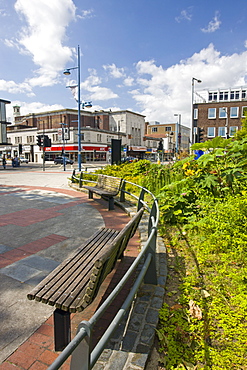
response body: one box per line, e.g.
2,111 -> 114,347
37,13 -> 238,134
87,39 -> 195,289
174,113 -> 181,155
191,77 -> 202,145
222,107 -> 229,138
63,45 -> 92,172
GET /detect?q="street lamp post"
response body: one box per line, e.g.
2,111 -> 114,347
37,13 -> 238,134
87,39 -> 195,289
222,107 -> 229,138
59,122 -> 67,171
191,77 -> 202,145
63,45 -> 92,172
174,114 -> 181,155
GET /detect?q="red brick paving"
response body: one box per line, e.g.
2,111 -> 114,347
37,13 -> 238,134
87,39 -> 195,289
0,186 -> 141,369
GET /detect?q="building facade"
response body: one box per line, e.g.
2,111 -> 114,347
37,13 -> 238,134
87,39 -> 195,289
5,108 -> 159,163
146,121 -> 190,158
193,86 -> 247,142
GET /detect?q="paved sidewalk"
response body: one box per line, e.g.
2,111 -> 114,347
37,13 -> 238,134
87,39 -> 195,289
0,170 -> 167,369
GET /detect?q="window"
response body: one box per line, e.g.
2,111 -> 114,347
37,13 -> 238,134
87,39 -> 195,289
218,127 -> 226,137
208,108 -> 216,119
242,90 -> 246,100
52,134 -> 58,142
224,92 -> 229,100
207,127 -> 215,137
209,92 -> 218,101
97,134 -> 102,142
219,108 -> 227,118
194,109 -> 198,119
242,106 -> 247,117
229,126 -> 238,137
152,127 -> 157,132
27,136 -> 34,143
230,107 -> 239,118
219,92 -> 224,101
15,137 -> 22,144
80,133 -> 84,141
165,126 -> 171,131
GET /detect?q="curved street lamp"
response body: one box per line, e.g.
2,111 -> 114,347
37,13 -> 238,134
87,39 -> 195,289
63,45 -> 92,171
191,77 -> 202,145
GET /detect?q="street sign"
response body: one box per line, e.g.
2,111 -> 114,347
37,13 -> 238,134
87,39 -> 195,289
58,128 -> 63,141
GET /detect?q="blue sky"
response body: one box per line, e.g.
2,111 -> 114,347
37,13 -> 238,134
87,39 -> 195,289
1,0 -> 247,127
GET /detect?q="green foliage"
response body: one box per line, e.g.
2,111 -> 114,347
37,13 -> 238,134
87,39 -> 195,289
75,144 -> 247,368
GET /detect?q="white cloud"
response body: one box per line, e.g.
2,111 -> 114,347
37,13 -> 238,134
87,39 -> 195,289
123,77 -> 134,86
130,44 -> 247,125
201,12 -> 221,33
103,63 -> 125,78
77,9 -> 94,19
175,8 -> 193,23
80,69 -> 118,101
0,79 -> 34,95
6,101 -> 64,122
12,0 -> 76,87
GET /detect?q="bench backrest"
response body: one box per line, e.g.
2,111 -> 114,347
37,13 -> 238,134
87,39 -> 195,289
74,207 -> 145,311
96,174 -> 122,194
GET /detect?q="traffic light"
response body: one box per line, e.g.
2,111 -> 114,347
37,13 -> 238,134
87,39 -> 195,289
158,140 -> 163,151
18,144 -> 22,154
197,128 -> 204,143
36,135 -> 42,146
43,135 -> 51,147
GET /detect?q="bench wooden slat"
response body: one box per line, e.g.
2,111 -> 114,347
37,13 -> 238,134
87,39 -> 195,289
27,228 -> 118,302
70,208 -> 145,312
27,207 -> 144,314
39,230 -> 119,307
82,174 -> 122,210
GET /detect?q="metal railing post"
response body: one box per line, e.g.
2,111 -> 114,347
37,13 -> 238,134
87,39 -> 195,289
79,172 -> 83,188
145,202 -> 158,284
120,179 -> 126,202
137,188 -> 145,211
70,322 -> 91,370
72,169 -> 76,183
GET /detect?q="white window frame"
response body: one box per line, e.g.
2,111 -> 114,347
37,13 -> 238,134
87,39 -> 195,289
219,108 -> 227,118
208,108 -> 216,119
152,127 -> 158,132
207,127 -> 215,138
218,127 -> 226,137
242,106 -> 247,117
230,107 -> 239,118
194,108 -> 198,120
229,126 -> 238,137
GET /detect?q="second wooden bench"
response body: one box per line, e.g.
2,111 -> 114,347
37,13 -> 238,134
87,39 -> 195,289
82,174 -> 122,210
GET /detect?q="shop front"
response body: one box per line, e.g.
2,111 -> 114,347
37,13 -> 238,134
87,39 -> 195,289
45,144 -> 109,163
128,146 -> 147,160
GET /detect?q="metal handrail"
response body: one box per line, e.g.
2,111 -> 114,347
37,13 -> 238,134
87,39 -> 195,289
49,171 -> 160,370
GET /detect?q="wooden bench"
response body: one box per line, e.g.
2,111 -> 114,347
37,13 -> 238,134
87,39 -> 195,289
27,207 -> 144,351
82,174 -> 122,210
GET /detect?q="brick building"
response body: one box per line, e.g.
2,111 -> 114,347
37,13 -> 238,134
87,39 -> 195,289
193,86 -> 247,142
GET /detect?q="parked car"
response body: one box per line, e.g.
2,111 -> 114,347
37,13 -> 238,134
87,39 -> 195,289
121,156 -> 138,163
54,156 -> 74,165
19,156 -> 28,163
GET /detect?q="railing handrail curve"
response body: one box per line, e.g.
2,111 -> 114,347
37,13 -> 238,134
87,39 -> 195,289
48,170 -> 160,370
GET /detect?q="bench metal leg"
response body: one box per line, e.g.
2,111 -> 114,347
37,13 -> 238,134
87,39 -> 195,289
108,197 -> 114,211
54,308 -> 71,351
88,190 -> 93,199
